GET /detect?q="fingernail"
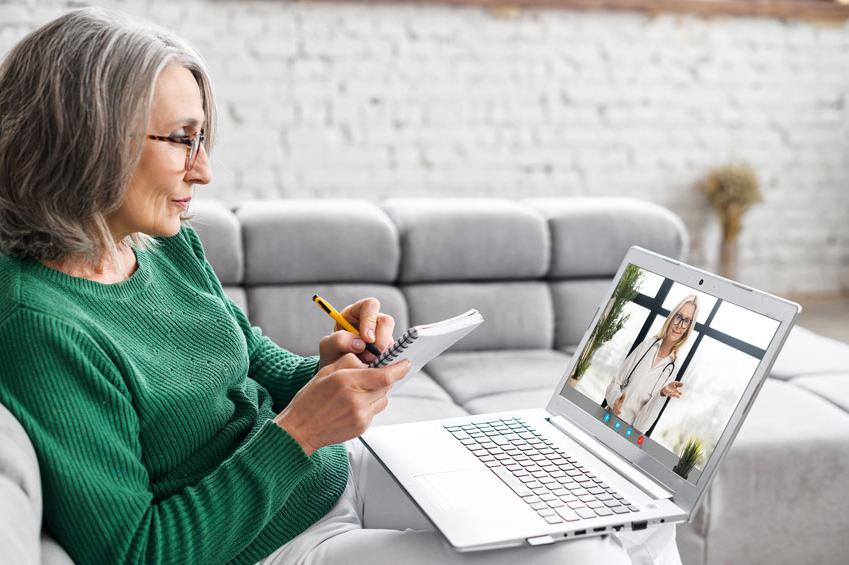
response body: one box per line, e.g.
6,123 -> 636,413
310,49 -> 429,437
366,328 -> 375,341
352,338 -> 365,350
404,360 -> 412,369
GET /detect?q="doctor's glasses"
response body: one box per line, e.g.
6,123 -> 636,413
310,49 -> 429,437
671,313 -> 693,328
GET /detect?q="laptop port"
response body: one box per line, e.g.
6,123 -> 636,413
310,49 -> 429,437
593,527 -> 606,532
632,521 -> 648,531
574,529 -> 587,536
613,525 -> 623,532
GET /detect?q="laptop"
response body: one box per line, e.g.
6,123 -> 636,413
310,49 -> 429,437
361,246 -> 800,551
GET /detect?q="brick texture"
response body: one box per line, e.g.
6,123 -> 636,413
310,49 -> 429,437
2,0 -> 848,295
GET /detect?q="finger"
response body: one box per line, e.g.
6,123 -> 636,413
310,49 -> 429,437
331,353 -> 367,372
325,330 -> 366,355
341,297 -> 381,343
374,313 -> 395,353
352,361 -> 411,391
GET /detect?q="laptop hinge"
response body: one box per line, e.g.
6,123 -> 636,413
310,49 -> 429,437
548,415 -> 673,501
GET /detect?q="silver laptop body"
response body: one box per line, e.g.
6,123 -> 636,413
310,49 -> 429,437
361,246 -> 800,551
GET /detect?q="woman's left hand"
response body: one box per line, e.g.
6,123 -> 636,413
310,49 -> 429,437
660,381 -> 684,398
318,297 -> 395,369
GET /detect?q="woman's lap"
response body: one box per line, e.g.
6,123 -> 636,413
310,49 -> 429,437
261,440 -> 680,565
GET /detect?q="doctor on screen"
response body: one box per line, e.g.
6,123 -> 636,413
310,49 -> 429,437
604,295 -> 700,431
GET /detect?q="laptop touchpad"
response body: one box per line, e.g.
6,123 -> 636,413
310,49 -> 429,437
415,469 -> 512,511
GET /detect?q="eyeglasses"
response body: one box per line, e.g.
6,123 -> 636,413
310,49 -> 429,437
146,129 -> 205,171
671,313 -> 693,328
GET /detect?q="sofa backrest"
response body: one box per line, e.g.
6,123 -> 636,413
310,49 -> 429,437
189,198 -> 687,357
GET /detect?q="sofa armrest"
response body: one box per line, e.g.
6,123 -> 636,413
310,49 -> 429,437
0,403 -> 43,565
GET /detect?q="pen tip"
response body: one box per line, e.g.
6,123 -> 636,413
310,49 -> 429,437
312,294 -> 318,301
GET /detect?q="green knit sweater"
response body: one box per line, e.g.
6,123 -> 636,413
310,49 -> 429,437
0,227 -> 349,564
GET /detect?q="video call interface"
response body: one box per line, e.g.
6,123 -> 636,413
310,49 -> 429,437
560,264 -> 780,484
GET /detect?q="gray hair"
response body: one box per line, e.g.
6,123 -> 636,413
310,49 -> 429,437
0,7 -> 216,265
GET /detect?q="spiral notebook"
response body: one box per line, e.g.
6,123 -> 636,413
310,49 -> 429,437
369,309 -> 484,377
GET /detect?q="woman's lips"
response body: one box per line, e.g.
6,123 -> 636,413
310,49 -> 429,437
172,197 -> 191,209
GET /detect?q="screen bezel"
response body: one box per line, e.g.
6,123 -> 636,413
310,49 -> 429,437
546,246 -> 800,512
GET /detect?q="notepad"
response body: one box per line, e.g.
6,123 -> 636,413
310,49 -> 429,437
369,309 -> 484,378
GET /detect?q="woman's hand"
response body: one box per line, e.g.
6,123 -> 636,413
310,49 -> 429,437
274,354 -> 411,456
612,394 -> 625,416
660,381 -> 684,398
318,297 -> 395,369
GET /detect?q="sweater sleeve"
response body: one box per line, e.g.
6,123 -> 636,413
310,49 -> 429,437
181,227 -> 319,409
0,310 -> 315,565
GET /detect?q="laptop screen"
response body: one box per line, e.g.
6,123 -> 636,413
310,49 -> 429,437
559,263 -> 780,484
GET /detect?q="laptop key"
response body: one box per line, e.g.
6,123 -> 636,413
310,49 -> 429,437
546,499 -> 565,508
491,466 -> 532,497
555,507 -> 580,521
611,506 -> 630,514
567,501 -> 586,509
576,508 -> 596,519
530,502 -> 547,510
594,507 -> 613,516
544,516 -> 564,524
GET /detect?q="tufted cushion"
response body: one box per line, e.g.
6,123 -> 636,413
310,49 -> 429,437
238,200 -> 399,285
383,199 -> 549,283
524,197 -> 688,278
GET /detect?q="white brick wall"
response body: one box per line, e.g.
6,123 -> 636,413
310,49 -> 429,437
2,0 -> 848,295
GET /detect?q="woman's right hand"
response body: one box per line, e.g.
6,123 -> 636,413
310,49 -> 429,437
274,354 -> 411,456
612,393 -> 625,416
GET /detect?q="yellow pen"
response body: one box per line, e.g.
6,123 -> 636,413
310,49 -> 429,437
312,295 -> 382,357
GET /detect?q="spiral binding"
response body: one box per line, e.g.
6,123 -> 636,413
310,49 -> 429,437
371,327 -> 419,368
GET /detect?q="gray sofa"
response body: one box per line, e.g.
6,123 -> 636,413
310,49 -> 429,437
2,197 -> 848,565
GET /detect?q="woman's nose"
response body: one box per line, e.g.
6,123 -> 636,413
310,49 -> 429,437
184,144 -> 212,186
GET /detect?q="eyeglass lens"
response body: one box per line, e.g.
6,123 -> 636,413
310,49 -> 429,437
672,313 -> 692,327
186,131 -> 203,172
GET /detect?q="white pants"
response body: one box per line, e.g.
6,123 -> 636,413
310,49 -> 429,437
260,440 -> 682,565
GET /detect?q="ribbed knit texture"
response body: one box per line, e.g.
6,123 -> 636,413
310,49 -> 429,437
0,227 -> 349,565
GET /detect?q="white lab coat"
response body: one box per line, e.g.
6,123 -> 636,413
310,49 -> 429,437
604,338 -> 676,432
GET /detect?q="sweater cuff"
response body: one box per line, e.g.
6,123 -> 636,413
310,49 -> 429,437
240,420 -> 314,498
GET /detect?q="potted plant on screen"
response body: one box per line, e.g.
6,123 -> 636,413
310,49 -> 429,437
673,437 -> 704,480
569,264 -> 643,384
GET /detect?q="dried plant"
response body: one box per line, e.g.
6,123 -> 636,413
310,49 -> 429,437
699,162 -> 762,278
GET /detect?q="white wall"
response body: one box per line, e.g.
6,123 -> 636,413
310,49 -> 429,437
2,0 -> 848,295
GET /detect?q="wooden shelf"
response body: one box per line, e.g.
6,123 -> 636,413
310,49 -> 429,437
311,0 -> 849,21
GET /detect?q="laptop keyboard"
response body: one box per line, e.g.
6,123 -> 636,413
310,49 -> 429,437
444,417 -> 638,525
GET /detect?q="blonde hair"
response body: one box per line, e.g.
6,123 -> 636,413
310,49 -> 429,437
0,8 -> 216,267
655,295 -> 700,359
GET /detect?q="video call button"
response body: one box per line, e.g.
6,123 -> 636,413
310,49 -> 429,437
603,412 -> 611,423
637,436 -> 645,445
613,421 -> 621,430
625,427 -> 633,438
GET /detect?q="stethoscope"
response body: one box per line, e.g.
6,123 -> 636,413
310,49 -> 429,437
620,337 -> 676,393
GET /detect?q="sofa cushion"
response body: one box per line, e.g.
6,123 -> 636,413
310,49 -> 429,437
383,199 -> 548,283
391,371 -> 454,402
680,378 -> 849,565
238,200 -> 399,284
550,279 -> 612,350
789,373 -> 849,412
247,284 -> 408,357
189,199 -> 243,285
770,326 -> 849,380
424,349 -> 571,405
524,197 -> 688,277
403,282 -> 553,351
373,397 -> 468,426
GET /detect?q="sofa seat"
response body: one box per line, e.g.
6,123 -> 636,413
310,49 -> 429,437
677,377 -> 849,565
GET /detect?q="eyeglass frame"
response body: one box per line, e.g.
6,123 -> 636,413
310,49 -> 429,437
671,312 -> 693,328
146,129 -> 206,172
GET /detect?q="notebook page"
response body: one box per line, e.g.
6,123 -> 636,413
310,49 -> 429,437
370,309 -> 484,379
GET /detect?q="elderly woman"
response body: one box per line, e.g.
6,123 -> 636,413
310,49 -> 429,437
605,296 -> 700,432
0,8 -> 679,565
